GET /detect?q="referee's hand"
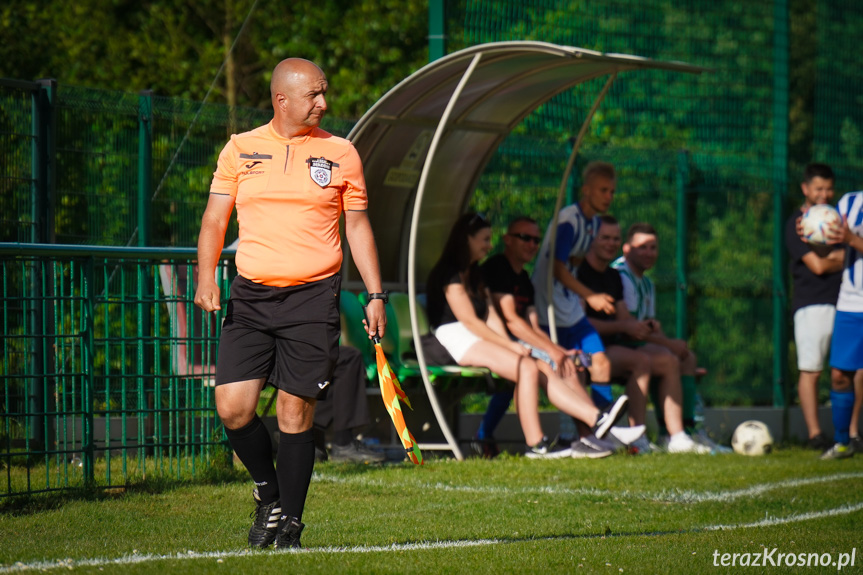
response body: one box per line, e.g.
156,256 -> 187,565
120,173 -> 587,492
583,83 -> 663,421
363,298 -> 387,339
194,281 -> 222,313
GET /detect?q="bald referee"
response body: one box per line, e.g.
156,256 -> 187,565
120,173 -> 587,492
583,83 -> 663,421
194,58 -> 386,549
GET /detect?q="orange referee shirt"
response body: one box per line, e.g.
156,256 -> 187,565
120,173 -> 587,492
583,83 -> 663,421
210,122 -> 368,287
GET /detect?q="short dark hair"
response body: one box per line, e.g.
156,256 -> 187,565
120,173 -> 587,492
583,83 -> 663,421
582,161 -> 615,184
507,216 -> 537,234
625,222 -> 657,243
599,214 -> 619,226
803,163 -> 834,184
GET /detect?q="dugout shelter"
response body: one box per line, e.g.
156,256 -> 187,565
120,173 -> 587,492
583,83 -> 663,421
343,41 -> 704,460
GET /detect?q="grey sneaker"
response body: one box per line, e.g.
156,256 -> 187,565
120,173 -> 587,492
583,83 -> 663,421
526,436 -> 572,459
248,489 -> 281,548
821,442 -> 854,460
849,436 -> 863,454
592,395 -> 629,439
330,440 -> 386,463
275,516 -> 305,549
580,434 -> 617,453
692,429 -> 733,454
571,438 -> 612,459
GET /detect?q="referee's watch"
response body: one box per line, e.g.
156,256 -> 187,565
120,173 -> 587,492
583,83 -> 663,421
367,291 -> 389,304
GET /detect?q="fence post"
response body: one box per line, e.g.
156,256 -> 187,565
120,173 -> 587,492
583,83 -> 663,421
428,0 -> 446,62
137,91 -> 155,461
675,150 -> 690,341
138,90 -> 153,248
29,80 -> 57,452
33,79 -> 56,244
772,0 -> 789,411
82,257 -> 96,483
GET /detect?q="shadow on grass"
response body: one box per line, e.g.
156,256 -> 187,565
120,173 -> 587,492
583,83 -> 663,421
0,463 -> 249,517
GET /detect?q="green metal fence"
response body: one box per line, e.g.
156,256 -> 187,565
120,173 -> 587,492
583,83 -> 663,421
1,244 -> 233,497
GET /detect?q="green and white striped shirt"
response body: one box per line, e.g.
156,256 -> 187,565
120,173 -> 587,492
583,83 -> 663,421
611,257 -> 654,321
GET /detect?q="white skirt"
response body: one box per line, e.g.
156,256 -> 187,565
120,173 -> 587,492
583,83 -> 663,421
434,322 -> 481,363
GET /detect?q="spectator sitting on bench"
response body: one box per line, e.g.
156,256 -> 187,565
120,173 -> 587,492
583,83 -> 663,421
425,212 -> 628,459
577,216 -> 708,454
611,222 -> 727,452
479,215 -> 632,458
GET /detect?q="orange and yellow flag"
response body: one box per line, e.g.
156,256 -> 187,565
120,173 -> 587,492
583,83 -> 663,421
373,338 -> 423,465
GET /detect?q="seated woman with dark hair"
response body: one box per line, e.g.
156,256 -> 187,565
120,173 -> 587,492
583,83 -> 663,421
426,212 -> 628,458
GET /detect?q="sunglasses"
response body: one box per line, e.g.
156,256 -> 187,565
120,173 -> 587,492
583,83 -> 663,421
509,233 -> 541,245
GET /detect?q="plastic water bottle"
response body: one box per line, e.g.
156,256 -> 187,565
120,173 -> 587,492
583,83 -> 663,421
694,392 -> 705,430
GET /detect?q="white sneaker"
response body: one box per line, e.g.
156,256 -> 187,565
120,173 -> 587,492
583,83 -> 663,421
608,425 -> 646,446
667,432 -> 711,454
592,395 -> 629,439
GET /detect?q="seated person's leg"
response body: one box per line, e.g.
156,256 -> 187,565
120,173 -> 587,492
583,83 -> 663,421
606,345 -> 650,427
461,341 -> 544,446
679,346 -> 698,431
642,344 -> 683,436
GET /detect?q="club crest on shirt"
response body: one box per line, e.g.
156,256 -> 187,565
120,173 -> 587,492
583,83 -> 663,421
308,157 -> 333,188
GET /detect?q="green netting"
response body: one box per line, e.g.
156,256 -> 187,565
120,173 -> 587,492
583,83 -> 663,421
453,0 -> 805,406
55,85 -> 140,245
814,0 -> 863,190
0,83 -> 37,242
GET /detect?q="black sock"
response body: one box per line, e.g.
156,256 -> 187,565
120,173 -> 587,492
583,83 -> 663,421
224,415 -> 278,504
277,428 -> 316,522
333,428 -> 353,447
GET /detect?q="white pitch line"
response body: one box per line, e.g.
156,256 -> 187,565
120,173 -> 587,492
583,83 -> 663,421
2,503 -> 863,573
649,471 -> 863,503
314,471 -> 863,503
703,501 -> 863,530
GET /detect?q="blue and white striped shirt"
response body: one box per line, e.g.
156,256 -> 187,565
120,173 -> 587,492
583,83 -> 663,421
836,191 -> 863,313
532,203 -> 601,328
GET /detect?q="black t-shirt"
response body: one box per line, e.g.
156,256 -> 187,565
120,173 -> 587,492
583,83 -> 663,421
576,258 -> 624,346
481,253 -> 534,319
427,264 -> 488,327
785,209 -> 842,313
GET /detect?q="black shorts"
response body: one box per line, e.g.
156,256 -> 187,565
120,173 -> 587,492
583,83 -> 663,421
216,274 -> 341,399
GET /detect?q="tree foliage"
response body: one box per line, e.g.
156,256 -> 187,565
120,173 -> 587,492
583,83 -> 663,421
0,0 -> 429,118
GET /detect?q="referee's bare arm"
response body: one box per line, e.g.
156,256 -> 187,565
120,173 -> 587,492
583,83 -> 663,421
194,193 -> 235,313
344,208 -> 386,339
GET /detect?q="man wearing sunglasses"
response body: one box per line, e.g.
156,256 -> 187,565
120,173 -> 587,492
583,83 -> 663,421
477,216 -> 613,458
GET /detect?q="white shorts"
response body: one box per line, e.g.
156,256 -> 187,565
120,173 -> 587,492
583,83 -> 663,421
434,322 -> 481,363
793,304 -> 836,372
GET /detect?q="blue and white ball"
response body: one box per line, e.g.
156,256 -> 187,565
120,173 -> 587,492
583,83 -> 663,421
801,204 -> 842,245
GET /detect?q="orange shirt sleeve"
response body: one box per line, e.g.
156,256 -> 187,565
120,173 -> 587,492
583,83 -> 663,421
339,143 -> 368,212
209,137 -> 239,197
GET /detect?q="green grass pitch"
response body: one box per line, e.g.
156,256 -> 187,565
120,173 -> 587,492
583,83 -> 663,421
1,448 -> 861,574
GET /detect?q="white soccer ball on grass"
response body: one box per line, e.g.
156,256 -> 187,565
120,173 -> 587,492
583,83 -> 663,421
731,420 -> 773,456
801,204 -> 843,245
